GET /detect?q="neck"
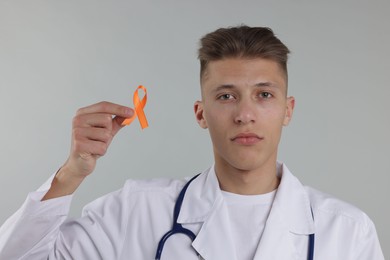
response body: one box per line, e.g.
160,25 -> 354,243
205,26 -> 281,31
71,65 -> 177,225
214,160 -> 280,195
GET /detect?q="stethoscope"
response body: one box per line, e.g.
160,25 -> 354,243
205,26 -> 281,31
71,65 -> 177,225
155,174 -> 315,260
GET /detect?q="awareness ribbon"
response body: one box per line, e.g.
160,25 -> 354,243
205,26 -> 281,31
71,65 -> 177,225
122,85 -> 148,129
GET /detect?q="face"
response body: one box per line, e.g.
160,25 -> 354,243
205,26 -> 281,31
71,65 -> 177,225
194,58 -> 294,173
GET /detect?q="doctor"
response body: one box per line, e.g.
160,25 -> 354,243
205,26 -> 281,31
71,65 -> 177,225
0,26 -> 385,259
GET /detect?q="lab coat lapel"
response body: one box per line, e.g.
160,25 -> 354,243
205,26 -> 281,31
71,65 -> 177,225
191,194 -> 237,259
177,166 -> 237,260
176,163 -> 314,259
253,197 -> 296,259
253,163 -> 315,260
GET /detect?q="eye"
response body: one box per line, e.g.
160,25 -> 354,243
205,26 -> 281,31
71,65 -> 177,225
217,94 -> 235,100
259,92 -> 273,99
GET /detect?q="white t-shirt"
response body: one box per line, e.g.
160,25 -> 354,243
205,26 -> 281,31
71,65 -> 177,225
222,189 -> 277,260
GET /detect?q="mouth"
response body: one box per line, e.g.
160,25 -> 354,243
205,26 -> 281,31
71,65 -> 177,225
230,133 -> 263,145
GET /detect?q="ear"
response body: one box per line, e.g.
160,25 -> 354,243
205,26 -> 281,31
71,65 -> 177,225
194,101 -> 208,129
283,96 -> 295,126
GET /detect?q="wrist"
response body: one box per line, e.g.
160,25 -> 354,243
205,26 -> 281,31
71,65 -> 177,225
41,166 -> 86,201
55,166 -> 86,187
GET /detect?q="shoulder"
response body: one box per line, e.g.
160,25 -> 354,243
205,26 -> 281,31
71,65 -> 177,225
305,186 -> 374,232
123,177 -> 188,197
304,186 -> 384,258
112,176 -> 190,202
82,177 -> 188,215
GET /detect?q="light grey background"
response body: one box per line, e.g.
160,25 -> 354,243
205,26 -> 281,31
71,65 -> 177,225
0,0 -> 389,257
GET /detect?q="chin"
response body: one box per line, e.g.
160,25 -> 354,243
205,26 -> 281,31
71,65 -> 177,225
228,160 -> 263,173
214,147 -> 276,173
225,151 -> 277,173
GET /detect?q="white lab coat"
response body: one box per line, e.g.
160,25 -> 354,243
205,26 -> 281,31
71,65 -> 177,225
0,163 -> 384,260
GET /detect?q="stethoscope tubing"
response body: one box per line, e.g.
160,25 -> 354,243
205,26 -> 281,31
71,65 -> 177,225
155,174 -> 200,260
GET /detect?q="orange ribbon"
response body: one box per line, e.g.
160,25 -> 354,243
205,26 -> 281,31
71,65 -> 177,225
122,85 -> 148,129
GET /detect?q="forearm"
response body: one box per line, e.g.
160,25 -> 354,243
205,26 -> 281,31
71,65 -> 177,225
42,166 -> 86,201
0,189 -> 72,259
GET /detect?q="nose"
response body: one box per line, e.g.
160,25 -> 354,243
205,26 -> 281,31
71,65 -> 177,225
234,100 -> 256,125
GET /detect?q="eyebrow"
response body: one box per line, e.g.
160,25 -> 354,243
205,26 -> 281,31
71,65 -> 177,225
214,82 -> 276,92
255,82 -> 274,87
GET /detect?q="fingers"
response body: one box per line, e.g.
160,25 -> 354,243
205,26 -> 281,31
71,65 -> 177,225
73,101 -> 134,137
72,127 -> 112,157
73,113 -> 113,129
66,101 -> 134,177
77,101 -> 134,119
72,102 -> 131,155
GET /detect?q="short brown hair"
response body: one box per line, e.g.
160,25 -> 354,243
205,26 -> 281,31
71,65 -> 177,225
198,25 -> 290,81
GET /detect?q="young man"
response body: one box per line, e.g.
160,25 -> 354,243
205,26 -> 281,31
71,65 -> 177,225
0,26 -> 384,259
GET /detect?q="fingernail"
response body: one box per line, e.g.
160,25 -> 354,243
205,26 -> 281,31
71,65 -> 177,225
125,107 -> 133,115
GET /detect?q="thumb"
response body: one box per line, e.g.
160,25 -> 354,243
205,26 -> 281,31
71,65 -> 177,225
112,115 -> 131,136
112,107 -> 135,136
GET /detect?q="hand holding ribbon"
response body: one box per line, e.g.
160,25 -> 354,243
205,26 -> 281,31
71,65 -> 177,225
122,85 -> 148,129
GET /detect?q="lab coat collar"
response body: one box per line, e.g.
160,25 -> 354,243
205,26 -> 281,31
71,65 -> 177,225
177,165 -> 220,224
253,163 -> 315,259
274,162 -> 315,235
177,162 -> 315,259
178,165 -> 236,259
